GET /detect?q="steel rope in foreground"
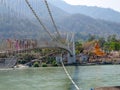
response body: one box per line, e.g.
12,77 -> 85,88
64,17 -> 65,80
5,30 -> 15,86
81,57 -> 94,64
60,59 -> 80,90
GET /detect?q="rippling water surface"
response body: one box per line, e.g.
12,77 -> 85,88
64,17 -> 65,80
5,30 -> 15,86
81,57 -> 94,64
0,65 -> 120,90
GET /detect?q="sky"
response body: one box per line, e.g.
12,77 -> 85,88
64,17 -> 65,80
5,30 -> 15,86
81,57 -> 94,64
63,0 -> 120,12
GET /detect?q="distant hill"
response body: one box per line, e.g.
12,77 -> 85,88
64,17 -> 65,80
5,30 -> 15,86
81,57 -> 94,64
0,0 -> 120,40
48,0 -> 120,23
0,15 -> 40,39
59,14 -> 120,37
0,1 -> 69,38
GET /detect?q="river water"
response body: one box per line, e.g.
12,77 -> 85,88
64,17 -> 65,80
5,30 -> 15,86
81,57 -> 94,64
0,65 -> 120,90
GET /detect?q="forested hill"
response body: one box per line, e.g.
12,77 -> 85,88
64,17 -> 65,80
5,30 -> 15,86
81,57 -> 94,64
0,0 -> 120,40
49,0 -> 120,23
58,14 -> 120,36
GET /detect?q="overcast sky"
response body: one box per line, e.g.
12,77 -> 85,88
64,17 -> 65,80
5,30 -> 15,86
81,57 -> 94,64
63,0 -> 120,12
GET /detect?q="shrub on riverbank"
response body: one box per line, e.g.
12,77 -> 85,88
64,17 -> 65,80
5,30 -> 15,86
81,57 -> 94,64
33,61 -> 40,67
17,53 -> 36,64
52,60 -> 58,67
42,63 -> 47,67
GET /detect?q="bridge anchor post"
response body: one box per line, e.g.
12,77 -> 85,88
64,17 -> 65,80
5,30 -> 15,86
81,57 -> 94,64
67,53 -> 76,64
67,33 -> 76,64
55,54 -> 62,64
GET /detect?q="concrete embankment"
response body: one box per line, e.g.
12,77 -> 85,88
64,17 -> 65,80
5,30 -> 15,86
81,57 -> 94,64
0,57 -> 17,68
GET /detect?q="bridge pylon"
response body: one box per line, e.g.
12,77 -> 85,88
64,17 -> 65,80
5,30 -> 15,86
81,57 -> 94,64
67,33 -> 76,64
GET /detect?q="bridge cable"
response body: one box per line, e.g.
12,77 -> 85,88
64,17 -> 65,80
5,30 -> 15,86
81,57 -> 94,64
60,59 -> 80,90
25,0 -> 55,40
25,0 -> 71,54
44,0 -> 61,39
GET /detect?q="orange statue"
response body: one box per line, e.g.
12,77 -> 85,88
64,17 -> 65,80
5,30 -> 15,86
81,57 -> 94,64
92,42 -> 105,56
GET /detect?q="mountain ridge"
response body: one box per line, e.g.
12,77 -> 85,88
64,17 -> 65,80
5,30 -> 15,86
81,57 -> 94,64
0,0 -> 120,40
59,14 -> 120,36
48,0 -> 120,23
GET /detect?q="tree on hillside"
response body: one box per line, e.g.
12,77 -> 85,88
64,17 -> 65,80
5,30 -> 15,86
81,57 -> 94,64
75,41 -> 83,54
87,34 -> 96,41
107,34 -> 117,42
98,37 -> 106,48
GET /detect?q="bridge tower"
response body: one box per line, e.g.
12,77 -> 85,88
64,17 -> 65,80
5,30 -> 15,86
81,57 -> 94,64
67,33 -> 76,64
0,0 -> 76,64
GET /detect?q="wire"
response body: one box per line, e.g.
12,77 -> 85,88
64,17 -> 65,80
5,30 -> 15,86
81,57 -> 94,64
25,0 -> 71,50
61,58 -> 80,90
25,0 -> 55,40
44,0 -> 61,38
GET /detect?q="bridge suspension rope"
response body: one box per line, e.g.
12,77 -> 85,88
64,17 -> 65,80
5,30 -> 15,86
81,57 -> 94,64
25,0 -> 55,40
60,58 -> 80,90
25,0 -> 67,48
44,0 -> 61,39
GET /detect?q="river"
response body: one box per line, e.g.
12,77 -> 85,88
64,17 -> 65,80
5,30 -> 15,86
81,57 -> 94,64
0,65 -> 120,90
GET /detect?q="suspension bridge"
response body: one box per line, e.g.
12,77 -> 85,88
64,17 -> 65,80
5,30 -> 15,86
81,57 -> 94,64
0,0 -> 76,68
0,1 -> 80,89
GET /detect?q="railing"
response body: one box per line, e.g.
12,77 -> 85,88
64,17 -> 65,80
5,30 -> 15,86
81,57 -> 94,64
0,40 -> 74,55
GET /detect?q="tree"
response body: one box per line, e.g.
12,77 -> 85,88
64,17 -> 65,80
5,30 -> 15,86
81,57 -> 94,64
107,34 -> 117,42
75,41 -> 83,54
88,34 -> 96,41
98,37 -> 106,47
104,41 -> 120,51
